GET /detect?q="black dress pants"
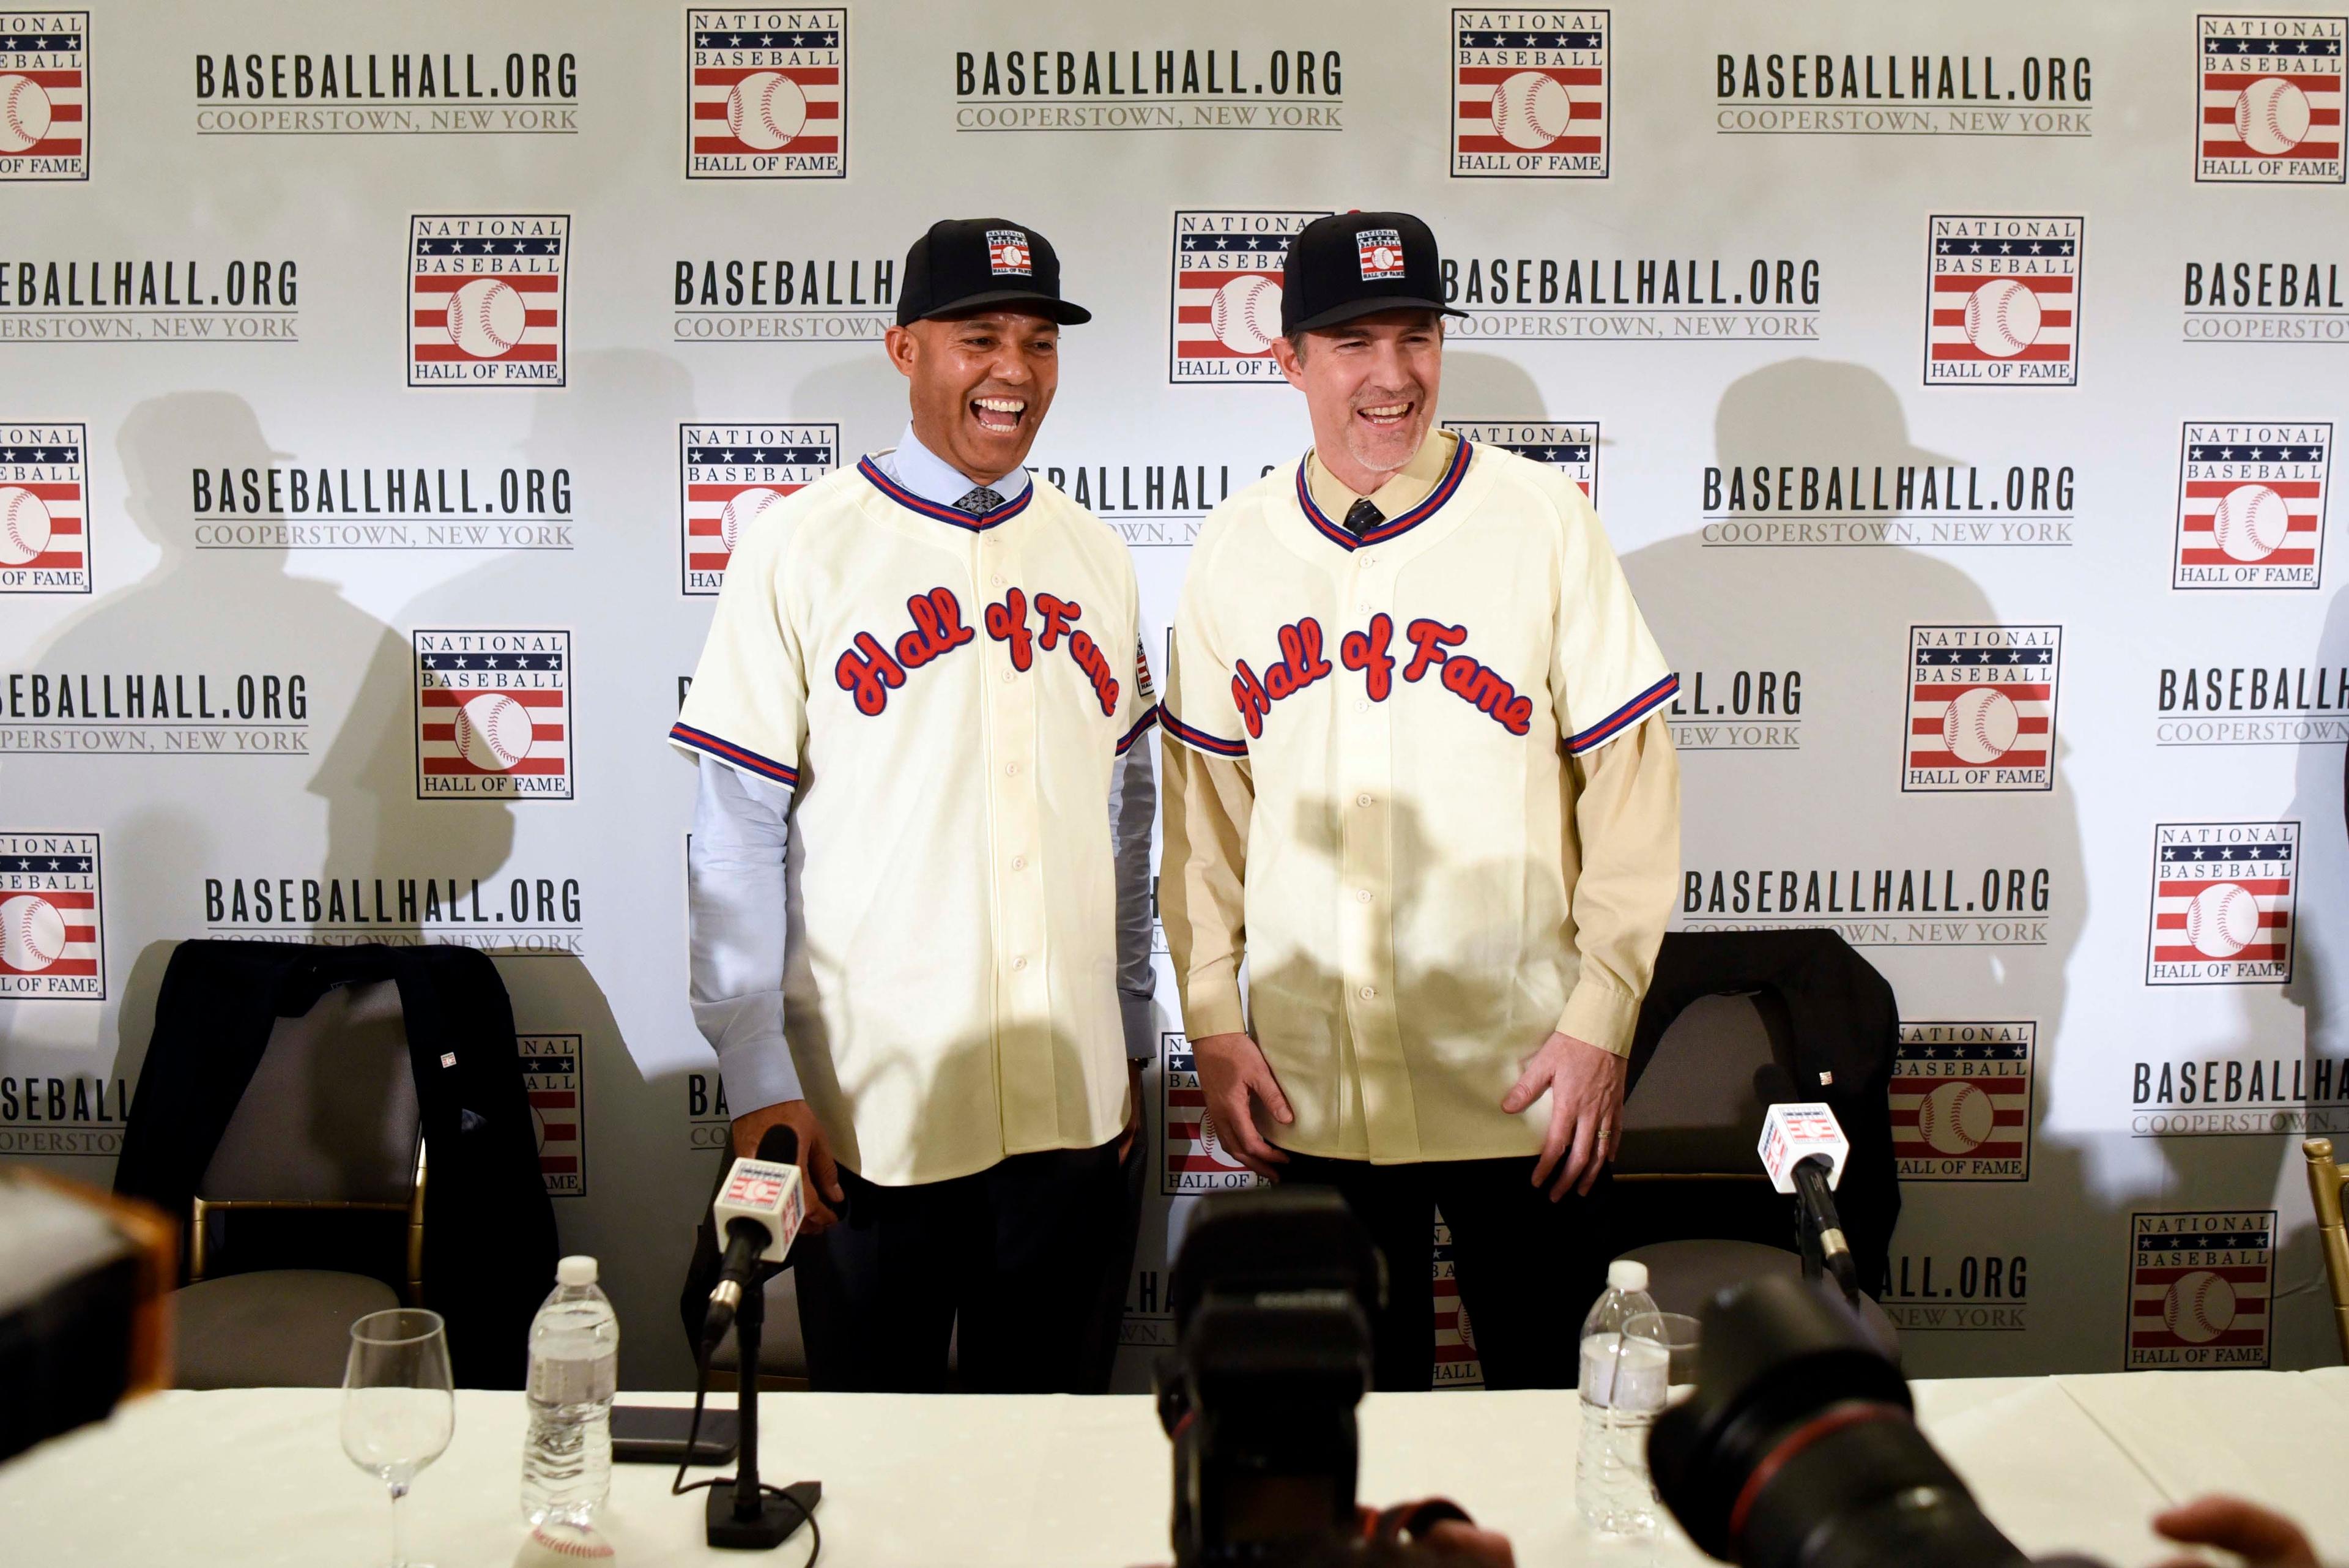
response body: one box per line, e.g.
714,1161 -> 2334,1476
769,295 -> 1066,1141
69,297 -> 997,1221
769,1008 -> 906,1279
1278,1151 -> 1613,1392
793,1137 -> 1138,1393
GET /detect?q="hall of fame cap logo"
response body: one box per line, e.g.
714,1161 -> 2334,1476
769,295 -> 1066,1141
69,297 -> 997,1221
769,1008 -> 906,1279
414,630 -> 573,800
2173,422 -> 2330,589
1169,210 -> 1329,384
1924,216 -> 2082,386
1443,420 -> 1598,505
409,215 -> 568,387
2128,1210 -> 2273,1369
0,13 -> 86,181
687,9 -> 845,179
1432,1210 -> 1485,1387
2197,15 -> 2345,184
0,423 -> 88,593
0,833 -> 103,999
1892,1023 -> 2033,1181
2147,822 -> 2298,985
1356,228 -> 1406,281
987,228 -> 1033,276
680,423 -> 839,595
1160,1031 -> 1260,1194
2151,822 -> 2292,983
519,1034 -> 585,1197
1451,10 -> 1606,179
1903,626 -> 2060,792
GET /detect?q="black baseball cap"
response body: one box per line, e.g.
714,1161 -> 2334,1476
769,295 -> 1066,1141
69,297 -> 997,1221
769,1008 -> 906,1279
1279,211 -> 1468,338
896,217 -> 1091,327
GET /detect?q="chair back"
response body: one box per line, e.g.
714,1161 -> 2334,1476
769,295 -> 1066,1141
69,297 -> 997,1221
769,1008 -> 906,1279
1617,992 -> 1789,1178
190,979 -> 425,1299
2305,1137 -> 2349,1361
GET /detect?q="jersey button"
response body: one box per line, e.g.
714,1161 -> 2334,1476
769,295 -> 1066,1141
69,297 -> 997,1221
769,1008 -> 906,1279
1004,762 -> 1020,776
992,574 -> 1006,587
1357,985 -> 1376,1001
1014,956 -> 1029,971
1354,889 -> 1372,904
1356,793 -> 1373,807
1012,856 -> 1028,871
1001,670 -> 1016,683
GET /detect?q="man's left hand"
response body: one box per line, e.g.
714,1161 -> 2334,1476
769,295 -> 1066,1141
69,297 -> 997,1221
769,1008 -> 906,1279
1501,1031 -> 1627,1202
1117,1058 -> 1145,1162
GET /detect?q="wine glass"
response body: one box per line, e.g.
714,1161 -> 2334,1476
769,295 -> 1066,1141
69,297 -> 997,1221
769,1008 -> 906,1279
341,1308 -> 455,1568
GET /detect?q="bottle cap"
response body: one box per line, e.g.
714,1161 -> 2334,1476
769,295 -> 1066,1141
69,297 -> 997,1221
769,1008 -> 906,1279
1606,1259 -> 1648,1292
556,1255 -> 598,1287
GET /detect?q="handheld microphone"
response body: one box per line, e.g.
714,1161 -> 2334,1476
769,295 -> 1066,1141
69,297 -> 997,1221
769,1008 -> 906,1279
1753,1066 -> 1860,1306
700,1125 -> 806,1351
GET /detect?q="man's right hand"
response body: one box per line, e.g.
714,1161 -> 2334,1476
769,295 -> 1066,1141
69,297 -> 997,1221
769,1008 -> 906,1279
730,1099 -> 847,1235
1189,1031 -> 1294,1180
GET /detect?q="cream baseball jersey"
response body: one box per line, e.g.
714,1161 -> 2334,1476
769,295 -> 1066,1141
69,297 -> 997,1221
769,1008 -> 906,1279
671,459 -> 1156,1186
1161,436 -> 1675,1163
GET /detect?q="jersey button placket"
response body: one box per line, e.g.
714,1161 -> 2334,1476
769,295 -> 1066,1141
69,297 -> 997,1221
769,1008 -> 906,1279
1337,554 -> 1416,1159
981,529 -> 1055,1150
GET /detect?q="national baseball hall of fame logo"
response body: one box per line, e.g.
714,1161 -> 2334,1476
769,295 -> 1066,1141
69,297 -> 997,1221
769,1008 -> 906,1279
0,13 -> 86,181
2147,822 -> 2298,984
1924,215 -> 2082,386
680,423 -> 839,594
1903,625 -> 2060,792
1892,1023 -> 2033,1181
686,9 -> 845,179
1444,421 -> 1598,505
1160,1031 -> 1258,1194
2174,423 -> 2331,589
2128,1210 -> 2273,1369
1432,1209 -> 1485,1387
2197,15 -> 2345,185
414,630 -> 573,800
0,833 -> 102,999
1450,10 -> 1606,178
519,1034 -> 584,1197
0,423 -> 87,593
1170,210 -> 1328,384
409,215 -> 568,386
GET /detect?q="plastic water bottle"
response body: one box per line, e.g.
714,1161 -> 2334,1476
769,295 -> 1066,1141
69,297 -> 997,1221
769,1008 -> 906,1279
1576,1258 -> 1667,1534
521,1255 -> 619,1526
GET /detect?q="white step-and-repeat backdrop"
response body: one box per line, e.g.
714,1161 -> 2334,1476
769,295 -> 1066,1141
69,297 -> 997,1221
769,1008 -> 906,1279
2,0 -> 2343,1387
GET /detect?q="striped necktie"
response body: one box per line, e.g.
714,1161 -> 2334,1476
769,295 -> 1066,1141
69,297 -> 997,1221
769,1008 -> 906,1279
1343,497 -> 1384,537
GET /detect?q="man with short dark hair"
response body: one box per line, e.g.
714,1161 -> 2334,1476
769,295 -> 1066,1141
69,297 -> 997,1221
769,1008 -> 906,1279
1159,210 -> 1680,1390
675,218 -> 1157,1391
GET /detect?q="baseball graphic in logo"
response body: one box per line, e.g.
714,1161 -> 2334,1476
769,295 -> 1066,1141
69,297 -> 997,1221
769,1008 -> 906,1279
1171,210 -> 1329,384
2128,1210 -> 2273,1367
0,834 -> 103,998
0,14 -> 86,181
414,630 -> 573,799
2197,16 -> 2345,184
1925,215 -> 2082,385
1161,1032 -> 1261,1194
680,423 -> 839,595
1892,1023 -> 2033,1180
1357,227 -> 1406,281
1904,626 -> 2059,792
688,9 -> 845,179
1962,277 -> 2041,358
2148,822 -> 2297,984
0,423 -> 89,593
2174,423 -> 2329,588
1452,10 -> 1607,178
409,214 -> 568,387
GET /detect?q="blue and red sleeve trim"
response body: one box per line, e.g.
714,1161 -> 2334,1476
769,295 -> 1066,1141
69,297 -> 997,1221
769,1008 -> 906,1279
1565,673 -> 1677,755
1115,705 -> 1160,756
1158,706 -> 1248,758
1296,437 -> 1475,552
856,456 -> 1034,532
669,721 -> 801,787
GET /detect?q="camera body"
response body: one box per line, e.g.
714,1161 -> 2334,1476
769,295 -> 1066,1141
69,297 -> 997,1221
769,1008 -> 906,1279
1156,1187 -> 1386,1567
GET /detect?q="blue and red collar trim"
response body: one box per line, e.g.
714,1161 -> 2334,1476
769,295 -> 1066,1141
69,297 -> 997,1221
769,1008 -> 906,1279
858,455 -> 1033,532
1295,437 -> 1474,552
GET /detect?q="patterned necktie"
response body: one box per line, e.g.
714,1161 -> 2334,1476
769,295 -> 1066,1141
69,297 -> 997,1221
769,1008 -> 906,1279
957,486 -> 1004,516
1343,497 -> 1384,537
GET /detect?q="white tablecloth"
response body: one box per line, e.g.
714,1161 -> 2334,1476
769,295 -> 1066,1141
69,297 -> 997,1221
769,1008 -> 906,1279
0,1376 -> 2333,1567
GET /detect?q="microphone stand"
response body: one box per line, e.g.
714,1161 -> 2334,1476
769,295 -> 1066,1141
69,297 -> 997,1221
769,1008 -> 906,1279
705,1261 -> 819,1550
1788,1154 -> 1863,1312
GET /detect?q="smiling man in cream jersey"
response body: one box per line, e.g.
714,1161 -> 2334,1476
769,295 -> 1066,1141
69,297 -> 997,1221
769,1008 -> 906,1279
1159,211 -> 1681,1391
672,218 -> 1157,1392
